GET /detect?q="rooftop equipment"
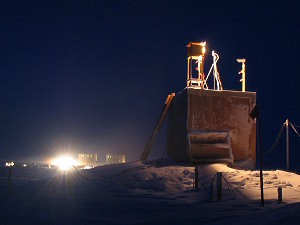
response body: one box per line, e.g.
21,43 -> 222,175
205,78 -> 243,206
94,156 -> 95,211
237,58 -> 246,92
205,51 -> 223,90
186,42 -> 207,88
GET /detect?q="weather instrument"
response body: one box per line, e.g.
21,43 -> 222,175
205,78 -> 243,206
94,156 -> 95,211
186,42 -> 207,88
186,42 -> 224,91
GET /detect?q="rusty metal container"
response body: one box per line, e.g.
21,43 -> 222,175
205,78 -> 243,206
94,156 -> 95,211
167,88 -> 256,166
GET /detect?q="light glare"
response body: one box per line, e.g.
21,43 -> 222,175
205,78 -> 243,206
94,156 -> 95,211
5,162 -> 14,167
52,156 -> 79,171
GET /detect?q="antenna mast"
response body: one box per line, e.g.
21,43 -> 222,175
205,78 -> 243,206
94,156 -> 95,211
212,51 -> 223,90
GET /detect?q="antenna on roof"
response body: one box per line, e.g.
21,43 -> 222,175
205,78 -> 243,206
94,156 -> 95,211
205,51 -> 223,91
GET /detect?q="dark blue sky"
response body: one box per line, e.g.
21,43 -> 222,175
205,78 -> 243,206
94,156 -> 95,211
0,1 -> 299,168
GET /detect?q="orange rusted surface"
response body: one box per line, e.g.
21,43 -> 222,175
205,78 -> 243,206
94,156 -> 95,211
168,88 -> 256,166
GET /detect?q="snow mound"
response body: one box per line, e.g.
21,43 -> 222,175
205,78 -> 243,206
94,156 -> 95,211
75,160 -> 300,203
1,160 -> 300,225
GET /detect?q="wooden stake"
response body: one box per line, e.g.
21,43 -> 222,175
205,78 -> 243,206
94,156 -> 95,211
141,93 -> 175,161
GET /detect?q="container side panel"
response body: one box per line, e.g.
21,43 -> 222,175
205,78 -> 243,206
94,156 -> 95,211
187,89 -> 256,163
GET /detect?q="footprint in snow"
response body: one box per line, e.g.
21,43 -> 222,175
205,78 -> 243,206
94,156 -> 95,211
271,175 -> 278,179
285,183 -> 293,187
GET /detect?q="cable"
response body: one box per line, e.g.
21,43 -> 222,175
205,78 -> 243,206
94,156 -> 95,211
289,122 -> 300,138
222,175 -> 236,200
263,123 -> 285,155
208,173 -> 236,201
292,124 -> 300,129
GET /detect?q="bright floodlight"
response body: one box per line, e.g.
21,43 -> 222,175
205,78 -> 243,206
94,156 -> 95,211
5,162 -> 14,167
52,156 -> 79,171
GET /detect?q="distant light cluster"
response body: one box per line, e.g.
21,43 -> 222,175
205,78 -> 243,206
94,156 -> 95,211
5,162 -> 14,167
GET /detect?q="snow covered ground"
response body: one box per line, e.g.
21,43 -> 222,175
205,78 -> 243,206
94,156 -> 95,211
0,160 -> 300,225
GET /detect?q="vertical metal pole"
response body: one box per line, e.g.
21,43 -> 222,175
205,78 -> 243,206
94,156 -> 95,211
278,187 -> 282,203
217,172 -> 222,201
213,56 -> 216,90
201,56 -> 205,89
286,119 -> 289,171
187,57 -> 190,87
209,183 -> 213,202
194,165 -> 199,190
198,56 -> 201,81
8,166 -> 12,195
198,56 -> 202,88
242,62 -> 246,92
257,116 -> 264,207
67,173 -> 71,196
237,59 -> 246,92
191,57 -> 194,86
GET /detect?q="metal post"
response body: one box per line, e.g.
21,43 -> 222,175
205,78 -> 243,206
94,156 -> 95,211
257,115 -> 264,207
250,104 -> 264,207
242,62 -> 245,92
67,173 -> 71,196
278,187 -> 282,203
187,57 -> 190,87
8,166 -> 12,195
194,165 -> 199,189
237,59 -> 246,92
217,172 -> 222,201
201,56 -> 204,89
209,183 -> 213,202
286,119 -> 289,171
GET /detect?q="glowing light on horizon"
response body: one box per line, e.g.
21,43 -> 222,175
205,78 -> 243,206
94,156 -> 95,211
5,162 -> 14,167
81,165 -> 93,170
51,156 -> 79,171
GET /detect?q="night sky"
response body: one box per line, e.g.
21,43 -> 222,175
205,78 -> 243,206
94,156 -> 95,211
0,1 -> 299,169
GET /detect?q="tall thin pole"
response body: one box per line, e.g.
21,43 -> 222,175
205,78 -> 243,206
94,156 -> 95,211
242,62 -> 245,92
257,115 -> 264,207
187,57 -> 190,87
249,105 -> 264,207
217,172 -> 222,201
237,59 -> 246,92
286,119 -> 289,171
8,166 -> 12,195
194,165 -> 199,190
